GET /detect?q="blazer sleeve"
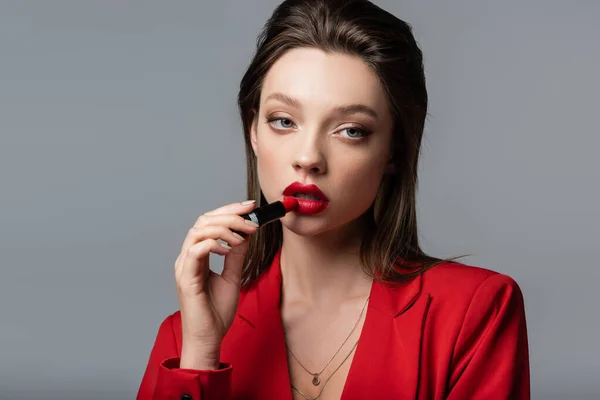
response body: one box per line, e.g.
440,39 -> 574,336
137,313 -> 233,400
446,273 -> 530,400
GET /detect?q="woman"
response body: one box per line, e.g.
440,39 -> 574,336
137,0 -> 530,399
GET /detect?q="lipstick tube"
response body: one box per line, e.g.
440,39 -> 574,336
232,198 -> 297,239
242,200 -> 287,226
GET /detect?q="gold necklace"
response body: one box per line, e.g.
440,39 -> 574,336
291,339 -> 359,400
285,295 -> 369,386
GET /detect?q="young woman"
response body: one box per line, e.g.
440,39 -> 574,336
137,1 -> 530,399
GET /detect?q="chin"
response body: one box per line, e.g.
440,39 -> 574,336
279,214 -> 332,236
281,213 -> 361,239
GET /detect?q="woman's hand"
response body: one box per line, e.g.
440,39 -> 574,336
174,200 -> 258,370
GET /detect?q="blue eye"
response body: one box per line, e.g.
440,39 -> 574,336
342,127 -> 364,138
267,117 -> 371,141
268,118 -> 295,129
340,127 -> 371,140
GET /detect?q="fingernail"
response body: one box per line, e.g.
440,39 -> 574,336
220,242 -> 232,250
241,200 -> 256,205
232,232 -> 245,241
245,220 -> 259,228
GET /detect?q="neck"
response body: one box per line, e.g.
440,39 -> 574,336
279,216 -> 373,310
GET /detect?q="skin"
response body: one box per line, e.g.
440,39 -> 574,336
249,47 -> 396,398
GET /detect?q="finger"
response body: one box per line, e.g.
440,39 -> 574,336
203,200 -> 256,217
190,225 -> 246,249
193,214 -> 259,231
176,239 -> 231,284
220,239 -> 249,287
183,216 -> 258,252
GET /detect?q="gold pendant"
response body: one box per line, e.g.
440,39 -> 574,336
312,374 -> 321,386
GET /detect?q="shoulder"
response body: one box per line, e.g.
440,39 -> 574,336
407,262 -> 530,396
421,260 -> 523,300
417,260 -> 525,322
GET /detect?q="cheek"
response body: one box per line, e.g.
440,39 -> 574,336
255,134 -> 286,200
255,127 -> 282,168
336,157 -> 386,207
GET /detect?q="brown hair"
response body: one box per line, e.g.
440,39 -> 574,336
238,0 -> 466,287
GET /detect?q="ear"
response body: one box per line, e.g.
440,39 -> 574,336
249,109 -> 258,157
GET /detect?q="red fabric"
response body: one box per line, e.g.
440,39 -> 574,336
138,248 -> 529,400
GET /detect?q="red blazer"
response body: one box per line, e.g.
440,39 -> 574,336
138,248 -> 530,400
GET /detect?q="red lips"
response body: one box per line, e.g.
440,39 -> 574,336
282,182 -> 329,215
283,182 -> 329,200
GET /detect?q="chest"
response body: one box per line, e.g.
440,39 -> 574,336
219,288 -> 435,400
281,303 -> 368,400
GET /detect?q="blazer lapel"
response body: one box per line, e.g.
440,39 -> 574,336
341,271 -> 431,400
221,248 -> 293,400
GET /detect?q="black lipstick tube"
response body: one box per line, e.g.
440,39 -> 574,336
241,201 -> 287,226
231,201 -> 288,239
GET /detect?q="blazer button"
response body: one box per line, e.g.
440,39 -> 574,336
180,394 -> 193,400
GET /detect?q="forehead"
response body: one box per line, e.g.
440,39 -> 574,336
260,47 -> 389,113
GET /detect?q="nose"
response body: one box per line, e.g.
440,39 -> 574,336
291,130 -> 327,175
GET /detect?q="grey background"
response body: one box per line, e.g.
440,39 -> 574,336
1,0 -> 598,399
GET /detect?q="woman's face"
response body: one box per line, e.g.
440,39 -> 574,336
250,47 -> 395,239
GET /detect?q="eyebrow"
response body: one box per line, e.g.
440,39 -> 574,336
264,92 -> 378,119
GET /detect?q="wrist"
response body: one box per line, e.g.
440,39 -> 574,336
180,342 -> 221,370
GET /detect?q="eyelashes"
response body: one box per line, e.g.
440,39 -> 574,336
265,117 -> 373,142
268,118 -> 295,130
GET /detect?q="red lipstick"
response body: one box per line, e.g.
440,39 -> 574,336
281,197 -> 299,213
240,198 -> 298,228
283,182 -> 329,215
